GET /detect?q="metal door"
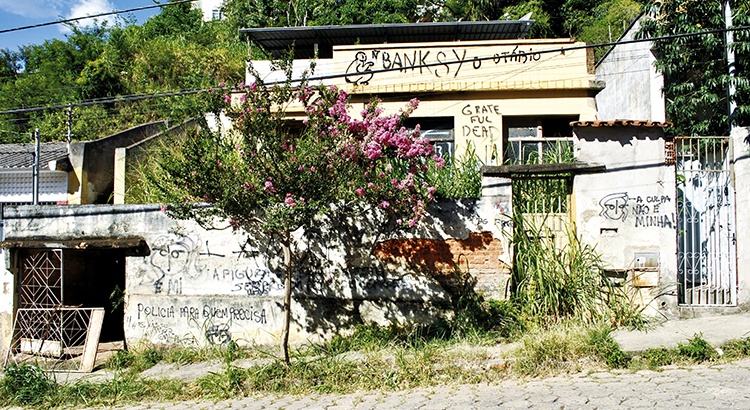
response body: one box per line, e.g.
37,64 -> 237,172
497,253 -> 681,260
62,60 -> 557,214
676,136 -> 737,305
18,249 -> 63,308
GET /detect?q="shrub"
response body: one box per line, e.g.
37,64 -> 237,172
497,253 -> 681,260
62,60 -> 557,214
678,334 -> 718,362
0,364 -> 56,405
588,327 -> 628,368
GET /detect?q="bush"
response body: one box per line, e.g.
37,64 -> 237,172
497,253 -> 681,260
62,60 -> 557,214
0,364 -> 56,406
678,334 -> 718,362
588,327 -> 628,368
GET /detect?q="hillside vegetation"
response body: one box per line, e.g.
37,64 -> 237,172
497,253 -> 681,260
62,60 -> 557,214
0,0 -> 747,140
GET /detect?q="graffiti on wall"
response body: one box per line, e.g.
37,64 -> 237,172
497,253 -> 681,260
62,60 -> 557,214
599,192 -> 675,228
461,104 -> 501,141
345,46 -> 544,85
136,232 -> 283,296
129,300 -> 269,346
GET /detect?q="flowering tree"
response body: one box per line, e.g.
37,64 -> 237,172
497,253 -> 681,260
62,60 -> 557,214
155,75 -> 443,362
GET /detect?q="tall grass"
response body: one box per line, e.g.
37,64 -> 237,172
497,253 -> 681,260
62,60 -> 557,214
427,141 -> 483,198
509,213 -> 643,327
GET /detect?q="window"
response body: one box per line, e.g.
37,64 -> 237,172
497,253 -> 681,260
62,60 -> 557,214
211,9 -> 223,20
404,117 -> 454,158
503,116 -> 577,165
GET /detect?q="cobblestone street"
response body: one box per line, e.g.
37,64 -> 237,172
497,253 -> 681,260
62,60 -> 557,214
57,358 -> 750,410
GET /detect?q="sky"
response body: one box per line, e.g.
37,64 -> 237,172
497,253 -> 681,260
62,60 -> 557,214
0,0 -> 165,51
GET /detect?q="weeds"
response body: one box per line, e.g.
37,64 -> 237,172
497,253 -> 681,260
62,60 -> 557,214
587,327 -> 628,368
9,331 -> 750,407
677,334 -> 718,362
0,364 -> 56,406
426,141 -> 482,199
512,324 -> 604,376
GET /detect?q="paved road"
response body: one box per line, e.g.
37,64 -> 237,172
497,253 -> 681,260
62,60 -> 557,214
65,358 -> 750,409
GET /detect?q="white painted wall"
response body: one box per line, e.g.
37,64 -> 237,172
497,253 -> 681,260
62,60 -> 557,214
595,17 -> 666,122
732,127 -> 750,307
573,126 -> 678,315
193,0 -> 224,21
0,200 -> 507,350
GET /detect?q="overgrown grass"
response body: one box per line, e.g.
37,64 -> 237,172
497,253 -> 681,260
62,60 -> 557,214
8,329 -> 750,408
509,213 -> 647,329
423,141 -> 483,199
511,324 -> 629,376
628,334 -> 721,370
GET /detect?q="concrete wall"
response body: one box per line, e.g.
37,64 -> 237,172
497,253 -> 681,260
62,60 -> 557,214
114,120 -> 198,205
249,38 -> 601,164
0,199 -> 509,350
69,121 -> 171,205
595,18 -> 666,122
573,125 -> 678,315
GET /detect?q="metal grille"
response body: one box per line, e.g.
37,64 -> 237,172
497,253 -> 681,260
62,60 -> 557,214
19,249 -> 63,308
513,176 -> 572,249
676,136 -> 737,306
4,308 -> 104,372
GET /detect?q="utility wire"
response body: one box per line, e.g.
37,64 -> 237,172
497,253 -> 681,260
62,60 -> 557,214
0,0 -> 198,35
0,23 -> 748,116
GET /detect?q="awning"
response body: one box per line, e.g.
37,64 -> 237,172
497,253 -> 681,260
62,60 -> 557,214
0,237 -> 150,256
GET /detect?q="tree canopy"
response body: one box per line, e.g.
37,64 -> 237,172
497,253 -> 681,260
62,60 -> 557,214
639,0 -> 750,135
2,0 -> 747,140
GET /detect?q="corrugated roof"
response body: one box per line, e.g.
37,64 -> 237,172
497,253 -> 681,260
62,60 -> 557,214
241,21 -> 534,58
571,120 -> 673,128
0,142 -> 68,169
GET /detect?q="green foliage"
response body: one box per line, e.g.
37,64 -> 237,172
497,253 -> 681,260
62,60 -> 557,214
105,349 -> 135,370
587,326 -> 628,368
510,214 -> 608,324
640,346 -> 676,368
639,0 -> 750,135
722,337 -> 750,358
426,141 -> 482,198
0,4 -> 245,142
310,0 -> 420,25
0,364 -> 56,406
678,333 -> 718,362
513,323 -> 595,375
565,0 -> 643,59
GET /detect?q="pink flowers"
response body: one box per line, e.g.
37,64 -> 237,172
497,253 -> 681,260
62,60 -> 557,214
284,193 -> 295,207
264,180 -> 276,193
211,82 -> 441,230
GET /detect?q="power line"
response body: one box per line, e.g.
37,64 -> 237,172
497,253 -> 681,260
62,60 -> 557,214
0,0 -> 198,35
0,23 -> 748,116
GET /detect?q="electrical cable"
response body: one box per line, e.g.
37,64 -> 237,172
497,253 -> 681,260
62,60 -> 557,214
0,0 -> 199,35
0,23 -> 747,116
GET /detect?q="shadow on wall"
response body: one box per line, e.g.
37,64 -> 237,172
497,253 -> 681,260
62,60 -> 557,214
267,198 -> 494,336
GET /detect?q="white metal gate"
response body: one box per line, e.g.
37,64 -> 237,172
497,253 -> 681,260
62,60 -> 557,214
676,136 -> 737,306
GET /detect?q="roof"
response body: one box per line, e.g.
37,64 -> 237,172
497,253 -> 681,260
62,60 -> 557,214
571,120 -> 673,128
241,20 -> 535,59
0,142 -> 68,169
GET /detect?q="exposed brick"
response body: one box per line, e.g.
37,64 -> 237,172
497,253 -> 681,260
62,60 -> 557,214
372,231 -> 507,276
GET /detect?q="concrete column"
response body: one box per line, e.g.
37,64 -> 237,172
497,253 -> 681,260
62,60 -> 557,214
732,127 -> 750,306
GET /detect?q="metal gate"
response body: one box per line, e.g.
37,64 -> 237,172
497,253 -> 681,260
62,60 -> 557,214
512,175 -> 572,249
676,136 -> 737,306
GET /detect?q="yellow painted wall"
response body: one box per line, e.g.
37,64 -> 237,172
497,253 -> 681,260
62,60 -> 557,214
250,38 -> 600,163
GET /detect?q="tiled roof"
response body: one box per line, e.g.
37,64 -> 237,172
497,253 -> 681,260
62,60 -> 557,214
0,142 -> 68,169
570,120 -> 673,128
